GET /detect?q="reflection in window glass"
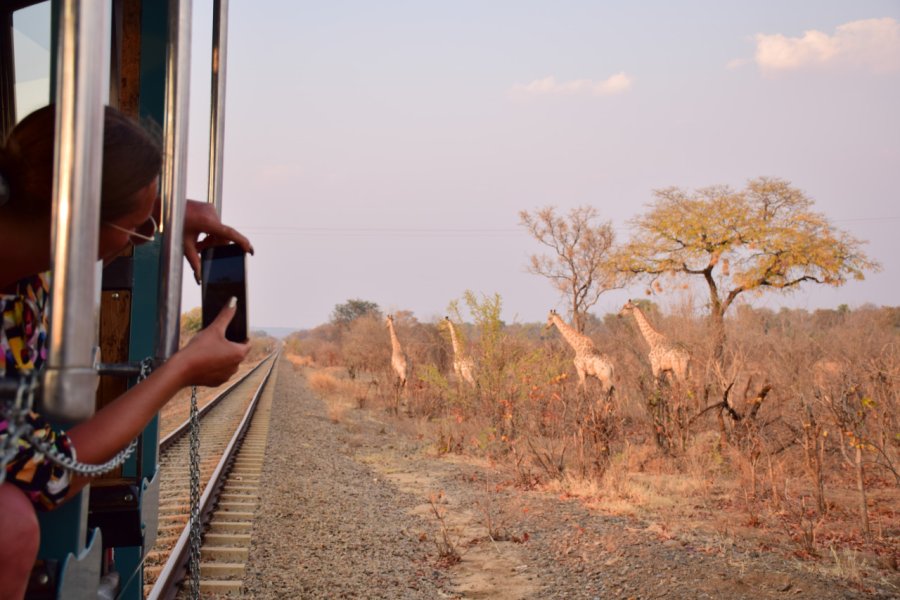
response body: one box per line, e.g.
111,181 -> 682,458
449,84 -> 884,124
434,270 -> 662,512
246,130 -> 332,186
13,2 -> 51,121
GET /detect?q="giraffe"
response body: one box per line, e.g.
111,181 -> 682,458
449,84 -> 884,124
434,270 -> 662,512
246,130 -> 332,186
385,314 -> 409,393
443,316 -> 476,387
619,299 -> 691,385
545,310 -> 614,393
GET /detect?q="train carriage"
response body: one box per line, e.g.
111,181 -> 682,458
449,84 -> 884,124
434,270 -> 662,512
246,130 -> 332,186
1,0 -> 233,597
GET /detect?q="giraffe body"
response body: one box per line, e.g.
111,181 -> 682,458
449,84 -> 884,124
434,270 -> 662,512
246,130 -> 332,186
386,315 -> 409,391
443,317 -> 476,387
546,310 -> 614,393
620,300 -> 691,384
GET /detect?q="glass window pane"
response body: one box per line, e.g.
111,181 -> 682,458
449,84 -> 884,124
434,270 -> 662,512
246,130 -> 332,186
13,1 -> 52,121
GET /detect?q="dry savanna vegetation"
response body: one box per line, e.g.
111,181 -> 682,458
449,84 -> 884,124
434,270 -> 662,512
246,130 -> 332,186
285,178 -> 898,592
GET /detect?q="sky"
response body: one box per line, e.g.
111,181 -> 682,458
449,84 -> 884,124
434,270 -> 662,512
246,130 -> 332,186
13,1 -> 900,331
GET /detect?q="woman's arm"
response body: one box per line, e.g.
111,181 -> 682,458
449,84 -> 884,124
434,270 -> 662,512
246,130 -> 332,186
65,301 -> 249,496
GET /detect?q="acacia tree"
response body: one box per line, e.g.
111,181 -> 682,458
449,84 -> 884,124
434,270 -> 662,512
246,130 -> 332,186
618,177 -> 879,360
520,206 -> 619,333
331,298 -> 381,327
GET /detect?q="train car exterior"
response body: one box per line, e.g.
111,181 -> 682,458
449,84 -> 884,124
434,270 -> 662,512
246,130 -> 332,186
1,1 -> 229,597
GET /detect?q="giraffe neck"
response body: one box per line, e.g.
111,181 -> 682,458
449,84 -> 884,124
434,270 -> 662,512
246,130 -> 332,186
630,306 -> 666,349
551,314 -> 594,354
447,321 -> 464,358
388,321 -> 403,355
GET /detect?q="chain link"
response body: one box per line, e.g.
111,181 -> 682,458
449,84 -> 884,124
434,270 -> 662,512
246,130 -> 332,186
1,357 -> 154,481
0,374 -> 38,485
189,384 -> 201,599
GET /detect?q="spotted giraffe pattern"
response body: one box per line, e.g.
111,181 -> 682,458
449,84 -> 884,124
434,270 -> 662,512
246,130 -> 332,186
385,314 -> 409,391
619,300 -> 691,384
443,317 -> 475,387
546,310 -> 614,392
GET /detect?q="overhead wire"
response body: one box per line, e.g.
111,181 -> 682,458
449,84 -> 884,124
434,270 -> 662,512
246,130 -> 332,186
236,215 -> 899,238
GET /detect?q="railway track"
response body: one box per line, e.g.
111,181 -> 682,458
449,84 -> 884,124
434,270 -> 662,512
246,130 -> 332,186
141,351 -> 279,599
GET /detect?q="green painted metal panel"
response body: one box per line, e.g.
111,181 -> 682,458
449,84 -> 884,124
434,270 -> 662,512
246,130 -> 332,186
117,2 -> 170,598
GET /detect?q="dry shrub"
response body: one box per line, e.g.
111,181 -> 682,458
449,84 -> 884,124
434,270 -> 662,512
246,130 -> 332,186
307,370 -> 341,395
544,473 -> 603,502
341,314 -> 391,377
305,368 -> 367,424
428,491 -> 461,566
681,430 -> 723,490
326,399 -> 348,424
286,353 -> 313,369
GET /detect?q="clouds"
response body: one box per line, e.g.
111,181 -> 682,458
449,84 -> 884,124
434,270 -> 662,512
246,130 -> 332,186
511,72 -> 633,97
749,17 -> 900,74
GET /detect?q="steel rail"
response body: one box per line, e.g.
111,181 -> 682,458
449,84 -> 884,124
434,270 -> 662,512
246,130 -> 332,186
147,351 -> 279,600
158,352 -> 275,454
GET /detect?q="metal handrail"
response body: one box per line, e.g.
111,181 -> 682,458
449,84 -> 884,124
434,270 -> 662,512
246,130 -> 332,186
207,0 -> 228,215
155,0 -> 192,362
41,0 -> 108,422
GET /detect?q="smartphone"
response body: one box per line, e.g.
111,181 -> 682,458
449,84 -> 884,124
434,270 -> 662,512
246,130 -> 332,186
201,244 -> 248,343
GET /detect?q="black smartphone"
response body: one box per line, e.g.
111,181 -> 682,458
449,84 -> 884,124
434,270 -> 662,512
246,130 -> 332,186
201,244 -> 248,343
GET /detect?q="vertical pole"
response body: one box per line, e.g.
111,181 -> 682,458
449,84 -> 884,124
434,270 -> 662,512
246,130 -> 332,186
155,0 -> 191,362
207,0 -> 227,215
42,0 -> 108,423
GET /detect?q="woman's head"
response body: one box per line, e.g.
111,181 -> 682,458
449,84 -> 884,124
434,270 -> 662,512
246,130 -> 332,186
0,104 -> 162,223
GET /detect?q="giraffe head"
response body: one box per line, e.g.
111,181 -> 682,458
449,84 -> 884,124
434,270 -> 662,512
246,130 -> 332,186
619,299 -> 637,317
386,314 -> 394,328
545,309 -> 559,331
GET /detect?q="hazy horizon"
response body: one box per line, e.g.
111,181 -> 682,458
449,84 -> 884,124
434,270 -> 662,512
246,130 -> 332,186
175,1 -> 898,330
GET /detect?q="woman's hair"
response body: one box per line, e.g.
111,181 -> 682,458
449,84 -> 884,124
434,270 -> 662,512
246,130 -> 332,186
0,104 -> 162,221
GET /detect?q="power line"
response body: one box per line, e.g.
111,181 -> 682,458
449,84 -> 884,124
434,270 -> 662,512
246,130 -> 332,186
238,215 -> 900,237
238,226 -> 524,237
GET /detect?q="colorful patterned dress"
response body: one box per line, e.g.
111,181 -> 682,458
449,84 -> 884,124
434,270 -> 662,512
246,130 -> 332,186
1,273 -> 75,509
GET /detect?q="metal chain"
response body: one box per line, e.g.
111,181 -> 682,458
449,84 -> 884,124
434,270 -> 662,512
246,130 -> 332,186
1,358 -> 154,481
0,374 -> 38,485
189,384 -> 201,599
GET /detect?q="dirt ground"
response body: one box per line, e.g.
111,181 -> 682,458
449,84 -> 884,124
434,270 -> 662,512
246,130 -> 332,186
239,357 -> 898,599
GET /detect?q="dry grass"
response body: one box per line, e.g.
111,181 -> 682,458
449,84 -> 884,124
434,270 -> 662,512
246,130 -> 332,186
428,491 -> 462,566
307,370 -> 342,395
286,352 -> 314,368
293,302 -> 900,587
305,369 -> 364,424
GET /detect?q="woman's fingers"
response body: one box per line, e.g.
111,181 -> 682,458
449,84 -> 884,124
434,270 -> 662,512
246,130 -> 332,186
211,297 -> 238,334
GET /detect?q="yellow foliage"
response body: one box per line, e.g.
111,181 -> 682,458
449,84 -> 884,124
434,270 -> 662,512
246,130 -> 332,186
616,177 -> 880,352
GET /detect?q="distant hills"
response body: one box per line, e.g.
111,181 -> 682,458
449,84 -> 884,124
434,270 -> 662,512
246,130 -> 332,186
252,326 -> 300,339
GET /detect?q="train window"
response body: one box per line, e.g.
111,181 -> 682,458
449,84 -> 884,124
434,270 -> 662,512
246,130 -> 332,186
12,1 -> 51,120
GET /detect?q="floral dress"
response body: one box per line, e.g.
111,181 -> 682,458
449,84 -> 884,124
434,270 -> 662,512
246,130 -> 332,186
1,273 -> 75,509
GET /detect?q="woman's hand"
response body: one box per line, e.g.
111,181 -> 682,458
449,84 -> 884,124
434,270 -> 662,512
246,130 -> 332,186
66,299 -> 250,477
176,299 -> 250,387
183,200 -> 254,283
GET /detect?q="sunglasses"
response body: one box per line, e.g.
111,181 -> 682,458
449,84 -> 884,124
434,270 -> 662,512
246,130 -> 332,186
105,215 -> 158,244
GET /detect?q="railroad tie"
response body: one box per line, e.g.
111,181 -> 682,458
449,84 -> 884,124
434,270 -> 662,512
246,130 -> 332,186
198,368 -> 277,595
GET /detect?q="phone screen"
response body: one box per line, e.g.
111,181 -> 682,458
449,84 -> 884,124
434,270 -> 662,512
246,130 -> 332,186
201,244 -> 248,343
